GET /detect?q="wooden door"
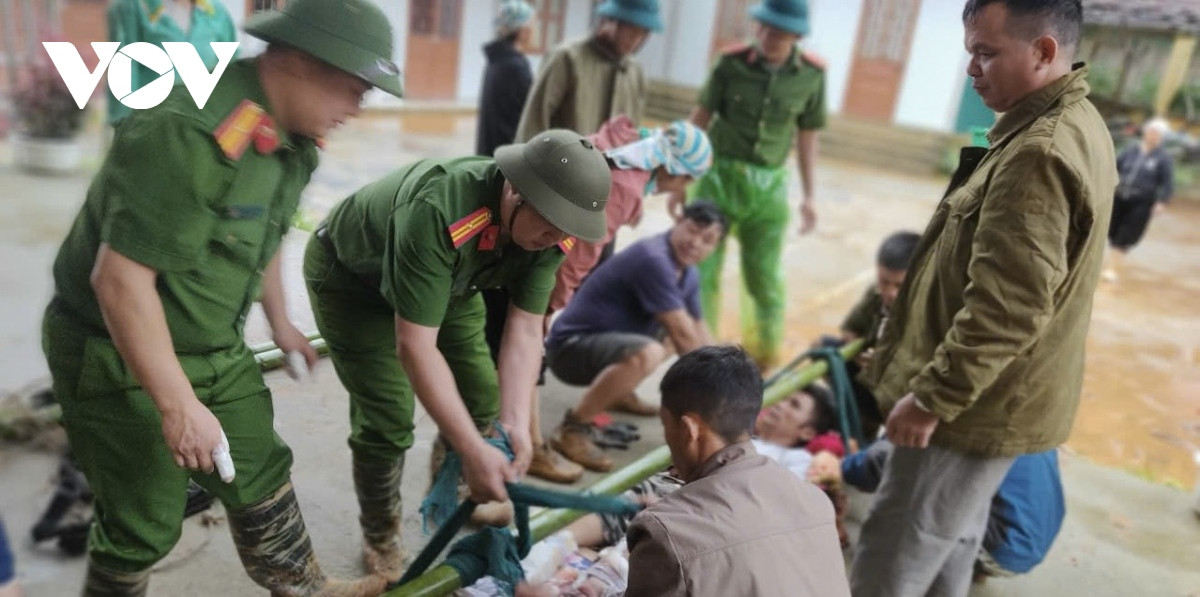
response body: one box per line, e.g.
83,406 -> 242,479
842,0 -> 922,122
404,0 -> 462,100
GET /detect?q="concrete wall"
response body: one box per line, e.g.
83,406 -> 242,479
455,0 -> 495,103
638,0 -> 718,87
892,0 -> 970,132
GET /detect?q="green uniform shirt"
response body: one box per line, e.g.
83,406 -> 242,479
106,0 -> 238,125
322,157 -> 566,327
841,286 -> 885,348
697,44 -> 826,167
51,60 -> 319,351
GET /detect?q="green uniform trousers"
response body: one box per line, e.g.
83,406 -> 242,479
41,300 -> 294,574
690,157 -> 790,367
302,236 -> 500,469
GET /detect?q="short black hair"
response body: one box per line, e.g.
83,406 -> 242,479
681,199 -> 729,239
802,384 -> 838,440
660,345 -> 761,444
963,0 -> 1083,51
876,231 -> 920,271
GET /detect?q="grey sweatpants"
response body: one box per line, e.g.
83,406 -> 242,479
849,444 -> 1015,597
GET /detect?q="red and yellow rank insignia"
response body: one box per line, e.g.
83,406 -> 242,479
215,100 -> 281,160
557,237 -> 576,253
447,207 -> 493,249
478,225 -> 500,251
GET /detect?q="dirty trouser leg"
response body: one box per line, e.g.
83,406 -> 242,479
303,237 -> 412,577
43,305 -> 201,596
690,159 -> 742,336
44,304 -> 300,594
850,444 -> 1014,597
736,163 -> 789,369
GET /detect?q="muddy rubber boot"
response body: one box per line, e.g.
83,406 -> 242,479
611,393 -> 659,417
352,453 -> 408,582
428,434 -> 514,527
83,556 -> 150,596
549,412 -> 613,473
227,481 -> 387,597
527,443 -> 584,484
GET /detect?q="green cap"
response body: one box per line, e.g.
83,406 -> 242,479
245,0 -> 404,97
494,130 -> 612,243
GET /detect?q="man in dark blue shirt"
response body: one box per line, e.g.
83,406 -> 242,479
545,201 -> 726,471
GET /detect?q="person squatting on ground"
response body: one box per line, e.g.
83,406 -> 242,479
544,202 -> 727,472
40,0 -> 404,594
480,115 -> 712,483
623,346 -> 849,596
513,0 -> 661,142
685,0 -> 827,370
303,130 -> 612,582
850,1 -> 1117,595
824,231 -> 920,440
506,384 -> 844,596
1103,117 -> 1175,282
475,0 -> 537,158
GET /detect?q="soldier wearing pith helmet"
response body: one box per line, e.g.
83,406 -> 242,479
41,0 -> 400,595
304,130 -> 611,581
685,0 -> 827,371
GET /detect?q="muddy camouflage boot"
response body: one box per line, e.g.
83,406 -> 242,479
227,481 -> 387,597
83,557 -> 150,596
550,412 -> 613,472
352,453 -> 408,582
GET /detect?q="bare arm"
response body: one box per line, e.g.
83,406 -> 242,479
395,315 -> 512,502
495,304 -> 544,475
656,308 -> 709,355
260,250 -> 318,368
91,244 -> 222,473
690,106 -> 712,129
795,129 -> 819,234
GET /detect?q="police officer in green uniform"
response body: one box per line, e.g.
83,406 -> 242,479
679,0 -> 826,370
303,130 -> 611,581
40,1 -> 402,595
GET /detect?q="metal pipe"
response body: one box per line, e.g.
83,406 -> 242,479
385,341 -> 864,596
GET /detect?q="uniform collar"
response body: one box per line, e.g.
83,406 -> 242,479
692,440 -> 755,481
746,44 -> 801,73
237,58 -> 306,150
987,63 -> 1091,147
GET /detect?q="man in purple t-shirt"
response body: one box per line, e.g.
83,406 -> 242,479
546,201 -> 726,471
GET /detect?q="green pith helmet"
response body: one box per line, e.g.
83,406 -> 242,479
244,0 -> 404,97
494,130 -> 612,243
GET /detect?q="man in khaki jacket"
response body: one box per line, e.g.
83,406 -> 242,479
852,1 -> 1117,595
624,346 -> 848,596
513,0 -> 659,142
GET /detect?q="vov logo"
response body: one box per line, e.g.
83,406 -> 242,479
43,41 -> 239,111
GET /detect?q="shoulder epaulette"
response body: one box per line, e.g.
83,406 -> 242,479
447,207 -> 493,249
799,49 -> 827,71
557,237 -> 576,253
214,99 -> 280,160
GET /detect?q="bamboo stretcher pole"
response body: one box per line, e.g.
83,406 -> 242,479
385,340 -> 864,597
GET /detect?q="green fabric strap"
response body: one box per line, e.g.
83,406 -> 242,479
400,430 -> 640,593
806,347 -> 866,449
